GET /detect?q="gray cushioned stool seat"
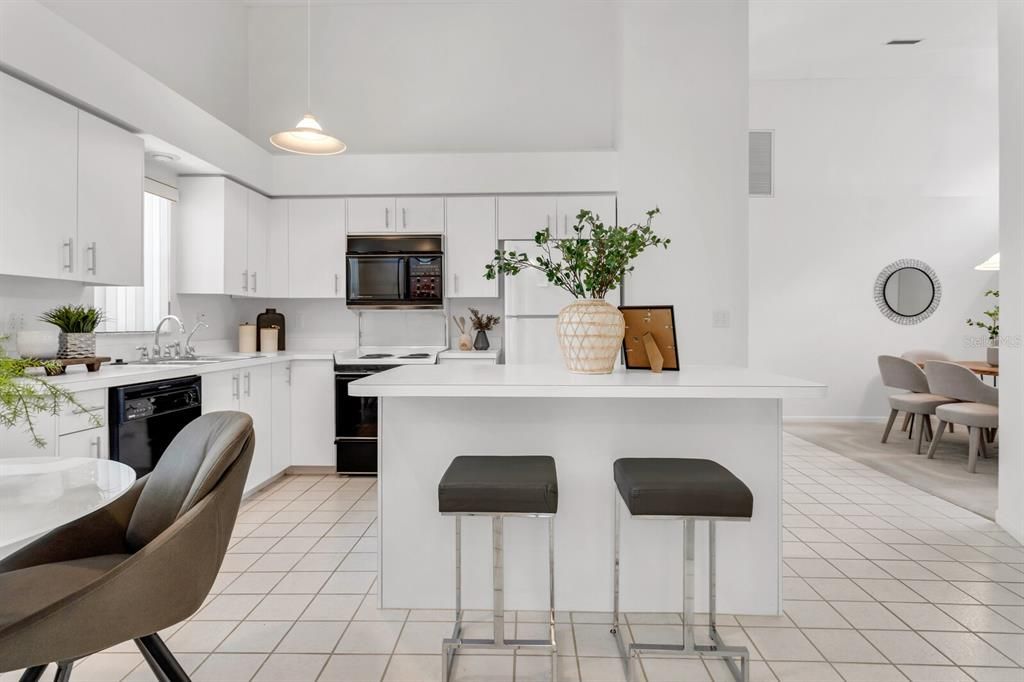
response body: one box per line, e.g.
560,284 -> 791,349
614,458 -> 752,518
439,455 -> 558,514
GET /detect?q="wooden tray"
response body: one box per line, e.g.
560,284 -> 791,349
43,357 -> 111,376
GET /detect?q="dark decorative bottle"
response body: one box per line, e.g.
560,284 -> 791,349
256,308 -> 286,351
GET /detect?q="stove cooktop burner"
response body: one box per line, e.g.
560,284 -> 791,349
399,353 -> 431,359
359,353 -> 394,359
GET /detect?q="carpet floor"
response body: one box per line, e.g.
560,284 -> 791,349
783,420 -> 998,520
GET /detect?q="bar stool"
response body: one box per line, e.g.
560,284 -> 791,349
610,458 -> 753,682
438,455 -> 558,682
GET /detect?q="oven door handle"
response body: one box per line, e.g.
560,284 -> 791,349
398,258 -> 408,300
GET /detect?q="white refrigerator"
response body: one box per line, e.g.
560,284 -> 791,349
503,241 -> 622,365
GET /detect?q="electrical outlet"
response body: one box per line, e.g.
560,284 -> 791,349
712,309 -> 731,328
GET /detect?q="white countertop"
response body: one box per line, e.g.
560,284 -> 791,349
349,363 -> 827,399
28,351 -> 335,392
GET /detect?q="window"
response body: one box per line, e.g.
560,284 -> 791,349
94,191 -> 172,332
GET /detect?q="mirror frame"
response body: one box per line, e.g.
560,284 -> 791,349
874,258 -> 942,325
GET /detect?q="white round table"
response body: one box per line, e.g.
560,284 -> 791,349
0,457 -> 137,557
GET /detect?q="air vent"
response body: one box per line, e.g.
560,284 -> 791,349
749,130 -> 774,197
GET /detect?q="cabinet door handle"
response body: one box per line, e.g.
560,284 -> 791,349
86,241 -> 97,275
453,273 -> 459,294
335,273 -> 340,296
251,271 -> 257,293
285,366 -> 292,384
232,373 -> 240,399
402,207 -> 407,229
244,371 -> 251,397
63,237 -> 74,272
546,215 -> 551,232
90,436 -> 101,458
385,207 -> 390,229
71,405 -> 105,415
563,215 -> 567,236
242,270 -> 249,292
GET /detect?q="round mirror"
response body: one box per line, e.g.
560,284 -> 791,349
874,259 -> 941,325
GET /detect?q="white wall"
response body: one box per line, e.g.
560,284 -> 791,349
996,0 -> 1024,543
247,1 -> 617,154
617,0 -> 750,366
39,0 -> 250,135
748,72 -> 1000,417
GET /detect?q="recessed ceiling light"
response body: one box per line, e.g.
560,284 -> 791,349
887,39 -> 922,45
148,152 -> 180,163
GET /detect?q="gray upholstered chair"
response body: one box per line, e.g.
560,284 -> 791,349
925,362 -> 998,473
0,411 -> 254,682
900,349 -> 952,363
877,355 -> 956,453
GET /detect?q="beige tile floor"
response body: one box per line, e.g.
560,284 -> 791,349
4,433 -> 1024,681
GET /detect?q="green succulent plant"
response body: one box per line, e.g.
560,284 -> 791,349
485,208 -> 669,300
39,305 -> 106,333
0,339 -> 98,447
967,290 -> 1000,342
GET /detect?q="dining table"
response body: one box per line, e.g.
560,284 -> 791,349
0,457 -> 137,558
915,360 -> 999,383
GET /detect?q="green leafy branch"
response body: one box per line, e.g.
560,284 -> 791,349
0,339 -> 98,447
484,208 -> 669,300
967,289 -> 1000,342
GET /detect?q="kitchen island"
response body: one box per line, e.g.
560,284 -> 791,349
350,364 -> 826,616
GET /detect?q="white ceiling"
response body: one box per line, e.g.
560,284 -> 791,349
750,0 -> 997,81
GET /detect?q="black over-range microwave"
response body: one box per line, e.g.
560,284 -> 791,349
345,235 -> 443,309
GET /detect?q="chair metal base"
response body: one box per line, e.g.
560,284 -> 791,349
442,514 -> 557,682
135,633 -> 191,682
18,661 -> 72,682
610,494 -> 750,682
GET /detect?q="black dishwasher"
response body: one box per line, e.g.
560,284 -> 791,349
109,375 -> 202,477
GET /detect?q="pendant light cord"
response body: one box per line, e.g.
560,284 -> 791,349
306,0 -> 311,113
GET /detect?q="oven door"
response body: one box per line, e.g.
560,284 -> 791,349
335,372 -> 378,474
346,255 -> 407,306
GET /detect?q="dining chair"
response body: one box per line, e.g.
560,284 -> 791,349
877,355 -> 956,454
900,349 -> 952,363
0,411 -> 254,682
924,362 -> 998,473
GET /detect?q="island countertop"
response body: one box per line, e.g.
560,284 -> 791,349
349,363 -> 826,399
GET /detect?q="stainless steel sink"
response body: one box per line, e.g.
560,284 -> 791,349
128,354 -> 258,366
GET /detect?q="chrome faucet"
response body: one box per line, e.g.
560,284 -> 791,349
152,315 -> 185,359
184,319 -> 209,359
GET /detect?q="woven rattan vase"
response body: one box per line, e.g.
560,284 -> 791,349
58,332 -> 96,359
556,299 -> 625,374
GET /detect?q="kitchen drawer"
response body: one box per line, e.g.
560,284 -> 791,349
58,427 -> 107,459
59,389 -> 107,435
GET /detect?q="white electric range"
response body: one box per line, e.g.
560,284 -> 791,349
332,346 -> 445,474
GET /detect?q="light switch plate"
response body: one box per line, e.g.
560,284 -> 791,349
712,309 -> 731,328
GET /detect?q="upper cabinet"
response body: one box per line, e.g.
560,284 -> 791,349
0,73 -> 144,285
288,198 -> 346,298
397,197 -> 444,233
445,196 -> 497,298
347,197 -> 395,234
77,111 -> 145,286
178,177 -> 274,297
266,200 -> 290,298
0,73 -> 79,281
497,194 -> 617,240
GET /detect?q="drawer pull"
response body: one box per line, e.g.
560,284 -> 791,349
71,406 -> 105,415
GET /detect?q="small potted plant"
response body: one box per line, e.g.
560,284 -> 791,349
39,305 -> 106,359
468,308 -> 500,351
0,339 -> 98,447
967,289 -> 1000,366
485,208 -> 668,374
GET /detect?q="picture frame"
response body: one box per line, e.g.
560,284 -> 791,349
619,305 -> 679,372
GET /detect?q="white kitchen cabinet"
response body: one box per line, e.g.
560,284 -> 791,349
58,427 -> 107,459
555,194 -> 617,238
271,363 -> 292,476
0,414 -> 57,458
445,197 -> 498,298
77,110 -> 144,286
202,366 -> 273,493
397,197 -> 444,233
288,198 -> 346,298
247,191 -> 270,297
0,72 -> 78,281
497,195 -> 557,240
289,360 -> 335,467
266,200 -> 290,297
58,389 -> 106,436
177,177 -> 272,297
347,197 -> 396,234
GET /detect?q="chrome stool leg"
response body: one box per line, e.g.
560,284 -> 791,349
442,513 -> 557,682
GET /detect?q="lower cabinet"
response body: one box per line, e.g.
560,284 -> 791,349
58,428 -> 107,459
271,363 -> 292,477
289,359 -> 335,467
202,365 -> 273,494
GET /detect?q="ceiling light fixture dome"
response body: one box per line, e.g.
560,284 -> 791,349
974,252 -> 1000,271
270,0 -> 345,155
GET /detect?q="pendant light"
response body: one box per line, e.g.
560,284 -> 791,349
270,0 -> 346,155
974,253 -> 1000,271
